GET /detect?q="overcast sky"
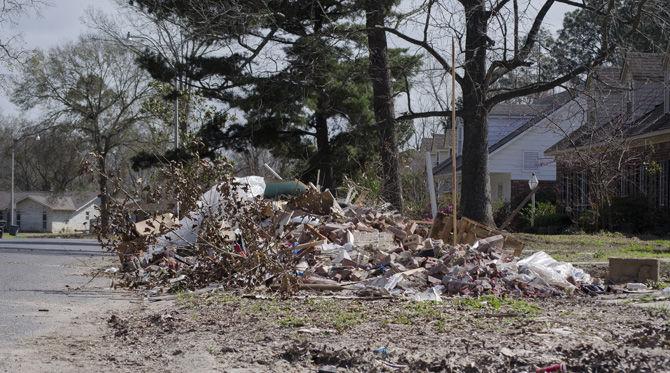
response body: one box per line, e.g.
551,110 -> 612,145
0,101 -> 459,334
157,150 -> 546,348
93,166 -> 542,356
0,0 -> 571,117
0,0 -> 116,115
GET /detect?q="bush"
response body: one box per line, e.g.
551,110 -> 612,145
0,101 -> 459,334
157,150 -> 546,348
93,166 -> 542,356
492,200 -> 511,227
577,210 -> 599,233
600,195 -> 664,233
520,202 -> 571,233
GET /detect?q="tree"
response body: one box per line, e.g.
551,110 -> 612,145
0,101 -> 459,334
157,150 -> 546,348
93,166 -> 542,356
0,122 -> 88,192
125,0 -> 419,197
0,0 -> 44,68
380,0 -> 652,225
11,36 -> 154,232
365,0 -> 405,210
551,0 -> 670,72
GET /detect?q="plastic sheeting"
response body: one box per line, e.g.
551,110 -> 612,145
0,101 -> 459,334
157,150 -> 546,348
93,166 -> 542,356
517,251 -> 592,292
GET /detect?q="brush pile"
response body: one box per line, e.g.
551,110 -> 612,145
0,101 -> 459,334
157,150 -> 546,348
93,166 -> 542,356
100,169 -> 595,300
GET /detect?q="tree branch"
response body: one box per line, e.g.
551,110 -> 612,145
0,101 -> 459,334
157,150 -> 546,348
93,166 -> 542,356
380,26 -> 464,85
396,110 -> 461,121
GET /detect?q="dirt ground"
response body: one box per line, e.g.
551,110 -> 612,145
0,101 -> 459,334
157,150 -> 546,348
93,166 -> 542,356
7,288 -> 670,373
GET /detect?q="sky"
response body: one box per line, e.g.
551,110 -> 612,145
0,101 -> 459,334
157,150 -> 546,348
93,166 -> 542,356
0,0 -> 571,117
0,0 -> 117,115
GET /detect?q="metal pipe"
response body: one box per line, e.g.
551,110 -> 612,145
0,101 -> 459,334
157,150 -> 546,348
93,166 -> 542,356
174,80 -> 180,150
174,79 -> 180,218
451,38 -> 458,245
10,139 -> 15,226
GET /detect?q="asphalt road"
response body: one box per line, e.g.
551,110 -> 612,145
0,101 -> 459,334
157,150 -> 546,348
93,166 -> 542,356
0,238 -> 129,347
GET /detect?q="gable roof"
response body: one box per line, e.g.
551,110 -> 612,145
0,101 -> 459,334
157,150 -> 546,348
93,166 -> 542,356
420,134 -> 449,152
547,53 -> 669,154
622,52 -> 669,81
0,191 -> 99,211
433,91 -> 574,175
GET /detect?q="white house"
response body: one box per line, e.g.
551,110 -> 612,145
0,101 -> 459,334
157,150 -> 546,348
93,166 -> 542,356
0,192 -> 100,233
433,91 -> 585,203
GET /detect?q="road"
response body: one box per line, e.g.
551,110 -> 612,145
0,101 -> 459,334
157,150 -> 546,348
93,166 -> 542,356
0,238 -> 130,348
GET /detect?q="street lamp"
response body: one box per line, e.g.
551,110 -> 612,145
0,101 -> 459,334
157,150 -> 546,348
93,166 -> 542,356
10,134 -> 40,229
528,172 -> 539,227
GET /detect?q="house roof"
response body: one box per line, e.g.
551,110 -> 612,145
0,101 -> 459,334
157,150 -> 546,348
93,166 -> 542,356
420,134 -> 449,152
433,90 -> 575,175
547,53 -> 669,154
0,191 -> 99,211
622,52 -> 669,81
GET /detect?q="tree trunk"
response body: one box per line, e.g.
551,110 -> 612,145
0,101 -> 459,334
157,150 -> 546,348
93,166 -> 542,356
365,0 -> 403,211
97,155 -> 110,235
314,110 -> 334,190
460,0 -> 494,225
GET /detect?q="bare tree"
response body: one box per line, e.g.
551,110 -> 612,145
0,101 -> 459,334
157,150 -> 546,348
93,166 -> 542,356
11,36 -> 154,232
0,0 -> 45,69
0,121 -> 87,191
381,0 -> 651,225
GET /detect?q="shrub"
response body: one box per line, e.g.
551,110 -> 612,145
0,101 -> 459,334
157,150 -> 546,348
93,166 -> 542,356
577,210 -> 599,233
520,202 -> 571,233
601,195 -> 663,233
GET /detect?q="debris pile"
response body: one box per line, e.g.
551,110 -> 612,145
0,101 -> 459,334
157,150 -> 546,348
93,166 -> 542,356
105,176 -> 595,299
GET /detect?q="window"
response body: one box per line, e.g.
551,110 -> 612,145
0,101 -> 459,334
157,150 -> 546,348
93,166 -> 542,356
42,210 -> 47,231
660,161 -> 668,207
620,169 -> 628,197
497,183 -> 503,201
523,152 -> 539,171
561,174 -> 569,204
457,122 -> 464,156
16,212 -> 21,227
85,211 -> 90,220
578,172 -> 588,207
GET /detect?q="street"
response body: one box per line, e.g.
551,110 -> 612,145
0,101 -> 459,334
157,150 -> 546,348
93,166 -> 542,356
0,239 -> 129,358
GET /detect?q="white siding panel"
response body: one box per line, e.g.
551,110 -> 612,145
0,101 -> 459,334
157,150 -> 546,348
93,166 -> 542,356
67,201 -> 100,232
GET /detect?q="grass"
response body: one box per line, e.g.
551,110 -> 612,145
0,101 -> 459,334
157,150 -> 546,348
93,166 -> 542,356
387,301 -> 447,328
278,315 -> 307,328
455,295 -> 542,317
519,233 -> 670,262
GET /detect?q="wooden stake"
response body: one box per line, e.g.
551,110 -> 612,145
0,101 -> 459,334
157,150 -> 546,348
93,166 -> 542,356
451,37 -> 458,246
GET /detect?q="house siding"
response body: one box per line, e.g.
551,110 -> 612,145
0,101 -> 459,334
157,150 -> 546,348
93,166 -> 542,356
66,202 -> 99,232
50,210 -> 72,233
12,198 -> 100,233
488,99 -> 586,181
16,199 -> 48,232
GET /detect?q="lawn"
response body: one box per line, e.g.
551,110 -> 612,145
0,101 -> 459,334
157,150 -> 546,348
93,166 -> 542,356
519,232 -> 670,262
0,232 -> 93,240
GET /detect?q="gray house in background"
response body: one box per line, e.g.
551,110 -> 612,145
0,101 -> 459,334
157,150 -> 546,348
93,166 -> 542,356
0,192 -> 100,233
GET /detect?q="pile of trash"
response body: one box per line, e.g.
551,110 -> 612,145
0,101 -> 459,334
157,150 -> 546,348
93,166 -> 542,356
108,176 -> 596,300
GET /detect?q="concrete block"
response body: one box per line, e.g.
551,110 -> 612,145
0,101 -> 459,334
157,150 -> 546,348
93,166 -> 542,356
608,258 -> 660,283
